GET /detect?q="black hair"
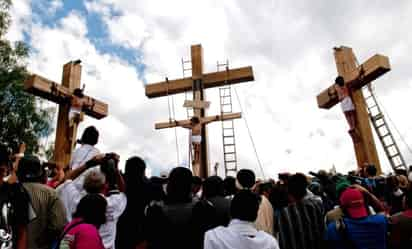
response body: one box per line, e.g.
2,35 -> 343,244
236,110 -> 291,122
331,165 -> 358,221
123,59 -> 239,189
125,156 -> 146,179
192,176 -> 202,186
191,116 -> 200,124
17,156 -> 46,183
203,176 -> 224,199
288,173 -> 308,200
223,176 -> 237,196
335,76 -> 345,87
0,144 -> 11,168
236,169 -> 256,189
366,164 -> 377,177
73,194 -> 107,228
100,159 -> 117,190
73,88 -> 84,98
166,167 -> 193,204
230,190 -> 260,222
80,126 -> 99,146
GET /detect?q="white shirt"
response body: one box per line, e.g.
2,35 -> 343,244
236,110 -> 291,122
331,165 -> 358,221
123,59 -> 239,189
204,219 -> 279,249
56,171 -> 127,249
70,144 -> 100,170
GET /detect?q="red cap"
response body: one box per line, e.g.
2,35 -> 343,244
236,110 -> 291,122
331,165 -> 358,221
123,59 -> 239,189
339,188 -> 368,219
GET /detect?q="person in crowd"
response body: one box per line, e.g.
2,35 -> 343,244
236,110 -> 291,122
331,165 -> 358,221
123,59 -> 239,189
192,176 -> 203,201
325,177 -> 385,224
116,156 -> 151,249
145,167 -> 199,249
70,126 -> 100,170
58,194 -> 107,249
17,156 -> 67,249
389,189 -> 412,249
57,154 -> 126,249
236,169 -> 274,236
326,187 -> 388,249
277,173 -> 324,249
386,175 -> 404,215
202,176 -> 231,227
204,190 -> 279,249
223,176 -> 237,199
0,144 -> 32,249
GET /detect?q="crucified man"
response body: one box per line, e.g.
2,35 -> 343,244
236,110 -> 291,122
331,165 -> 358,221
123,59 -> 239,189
335,76 -> 357,140
175,116 -> 219,169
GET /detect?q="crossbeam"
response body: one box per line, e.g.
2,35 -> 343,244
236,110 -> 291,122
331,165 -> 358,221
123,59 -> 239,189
25,74 -> 108,119
155,113 -> 241,130
145,66 -> 254,98
183,99 -> 210,109
317,54 -> 390,109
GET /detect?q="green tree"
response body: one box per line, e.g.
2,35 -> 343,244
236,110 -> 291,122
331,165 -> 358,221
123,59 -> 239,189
0,0 -> 53,154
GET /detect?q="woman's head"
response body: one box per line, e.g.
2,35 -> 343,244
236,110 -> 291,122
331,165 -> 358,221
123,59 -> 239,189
73,194 -> 107,228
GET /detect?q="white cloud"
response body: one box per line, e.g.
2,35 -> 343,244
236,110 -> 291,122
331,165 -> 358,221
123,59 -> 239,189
6,0 -> 31,42
22,0 -> 412,177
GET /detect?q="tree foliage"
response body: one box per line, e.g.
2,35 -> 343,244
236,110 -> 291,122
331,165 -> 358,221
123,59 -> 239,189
0,0 -> 53,153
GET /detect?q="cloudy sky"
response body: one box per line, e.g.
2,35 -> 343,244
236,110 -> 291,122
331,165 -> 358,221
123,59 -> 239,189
7,0 -> 412,178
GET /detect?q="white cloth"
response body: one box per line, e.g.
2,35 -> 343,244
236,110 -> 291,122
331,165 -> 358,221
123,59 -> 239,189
192,135 -> 202,144
56,174 -> 127,249
70,144 -> 100,170
340,96 -> 355,112
204,219 -> 279,249
68,107 -> 82,120
255,195 -> 274,235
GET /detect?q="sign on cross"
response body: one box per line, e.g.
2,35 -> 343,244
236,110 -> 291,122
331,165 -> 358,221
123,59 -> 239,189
145,44 -> 254,178
25,61 -> 108,168
317,46 -> 390,173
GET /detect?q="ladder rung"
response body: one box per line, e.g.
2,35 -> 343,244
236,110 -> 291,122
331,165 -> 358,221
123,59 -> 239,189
390,153 -> 400,158
224,144 -> 236,146
224,160 -> 237,163
372,114 -> 383,120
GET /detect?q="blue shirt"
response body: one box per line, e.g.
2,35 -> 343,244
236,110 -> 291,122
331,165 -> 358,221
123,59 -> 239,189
326,214 -> 387,249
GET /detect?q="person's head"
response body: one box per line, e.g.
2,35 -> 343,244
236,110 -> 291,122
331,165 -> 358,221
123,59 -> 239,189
236,169 -> 256,190
83,170 -> 107,194
0,144 -> 11,178
202,176 -> 224,199
335,76 -> 345,87
100,158 -> 118,190
73,194 -> 107,228
190,116 -> 200,124
17,156 -> 46,183
223,176 -> 237,197
166,167 -> 193,204
366,164 -> 377,178
73,88 -> 84,98
192,176 -> 202,195
80,126 -> 99,146
339,187 -> 368,219
288,173 -> 308,201
335,177 -> 351,198
125,156 -> 146,181
230,190 -> 260,222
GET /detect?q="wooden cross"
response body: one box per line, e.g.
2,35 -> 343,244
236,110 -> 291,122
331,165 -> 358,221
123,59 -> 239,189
146,44 -> 254,178
317,46 -> 390,173
24,61 -> 108,168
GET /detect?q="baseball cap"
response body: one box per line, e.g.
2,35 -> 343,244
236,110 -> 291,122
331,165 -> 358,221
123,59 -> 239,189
339,187 -> 368,219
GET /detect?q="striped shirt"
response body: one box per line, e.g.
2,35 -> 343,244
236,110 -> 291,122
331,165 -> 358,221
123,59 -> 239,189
277,198 -> 325,249
23,182 -> 67,249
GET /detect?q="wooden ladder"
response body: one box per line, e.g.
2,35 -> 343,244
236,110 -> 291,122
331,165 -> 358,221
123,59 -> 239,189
218,61 -> 238,177
363,85 -> 407,172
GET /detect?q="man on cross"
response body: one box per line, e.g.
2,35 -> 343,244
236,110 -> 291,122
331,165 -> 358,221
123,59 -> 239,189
176,116 -> 219,167
335,76 -> 356,133
68,88 -> 89,128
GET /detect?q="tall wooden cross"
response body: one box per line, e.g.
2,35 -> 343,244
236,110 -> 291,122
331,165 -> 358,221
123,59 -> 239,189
146,44 -> 254,178
24,61 -> 108,168
317,46 -> 390,173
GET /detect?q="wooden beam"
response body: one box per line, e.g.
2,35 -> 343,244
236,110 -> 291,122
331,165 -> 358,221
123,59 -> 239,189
25,74 -> 108,119
317,54 -> 390,109
183,99 -> 210,109
154,112 -> 242,130
191,44 -> 203,80
145,66 -> 254,98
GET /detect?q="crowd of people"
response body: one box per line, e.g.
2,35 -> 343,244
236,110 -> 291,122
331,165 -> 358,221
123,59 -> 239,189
1,125 -> 412,249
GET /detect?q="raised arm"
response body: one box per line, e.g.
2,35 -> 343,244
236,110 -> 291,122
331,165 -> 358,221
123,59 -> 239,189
65,154 -> 105,181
